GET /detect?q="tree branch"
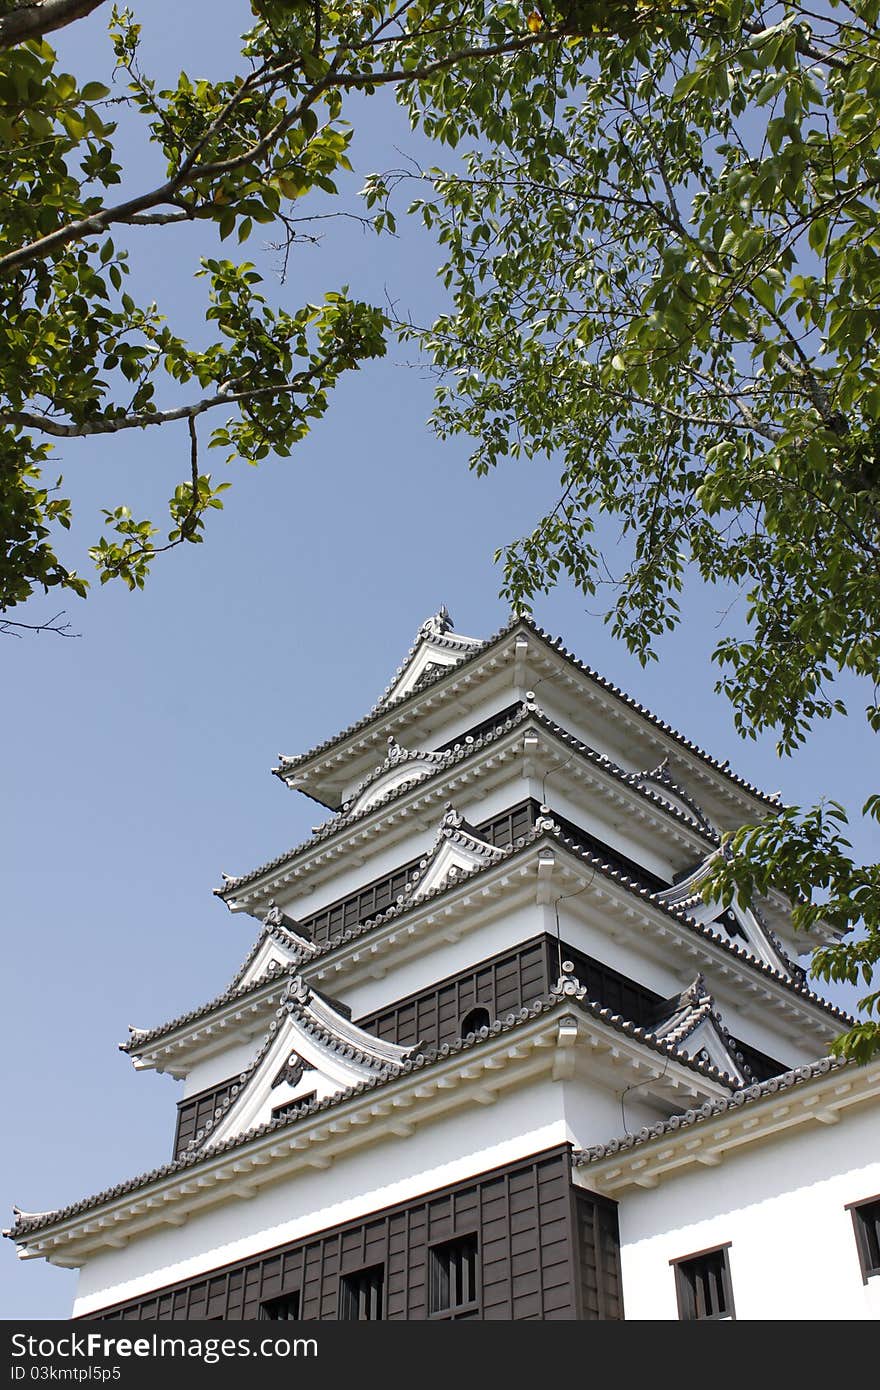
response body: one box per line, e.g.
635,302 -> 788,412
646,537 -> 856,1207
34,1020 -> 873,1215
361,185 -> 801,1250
0,356 -> 351,437
0,609 -> 78,636
0,0 -> 105,50
0,25 -> 553,277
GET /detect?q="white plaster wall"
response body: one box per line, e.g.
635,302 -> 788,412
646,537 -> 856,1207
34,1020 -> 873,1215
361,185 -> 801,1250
182,889 -> 816,1102
330,900 -> 549,1019
556,905 -> 819,1068
535,682 -> 652,775
402,685 -> 524,762
71,1078 -> 574,1316
183,1038 -> 261,1098
337,684 -> 521,804
539,780 -> 680,884
274,772 -> 535,919
614,1102 -> 880,1320
561,1073 -> 672,1145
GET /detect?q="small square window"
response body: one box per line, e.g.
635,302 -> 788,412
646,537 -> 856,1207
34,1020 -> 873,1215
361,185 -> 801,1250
271,1092 -> 317,1123
671,1244 -> 735,1320
429,1233 -> 479,1316
848,1195 -> 880,1283
339,1265 -> 384,1320
260,1291 -> 300,1320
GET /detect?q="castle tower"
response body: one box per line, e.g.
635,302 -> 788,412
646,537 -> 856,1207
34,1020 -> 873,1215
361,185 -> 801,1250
7,613 -> 880,1319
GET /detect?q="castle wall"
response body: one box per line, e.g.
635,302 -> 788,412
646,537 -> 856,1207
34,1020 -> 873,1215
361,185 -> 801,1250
610,1101 -> 880,1320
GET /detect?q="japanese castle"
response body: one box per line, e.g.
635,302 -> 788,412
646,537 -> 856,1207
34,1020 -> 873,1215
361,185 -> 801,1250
7,611 -> 880,1319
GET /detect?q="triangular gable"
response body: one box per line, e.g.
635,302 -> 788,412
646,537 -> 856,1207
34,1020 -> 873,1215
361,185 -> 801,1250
200,975 -> 412,1152
649,975 -> 748,1085
342,736 -> 450,817
375,608 -> 483,710
657,856 -> 797,977
406,806 -> 506,903
636,759 -> 717,836
232,904 -> 317,991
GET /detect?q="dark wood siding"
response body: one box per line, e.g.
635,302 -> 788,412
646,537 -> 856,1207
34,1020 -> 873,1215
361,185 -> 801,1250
173,1079 -> 237,1159
356,934 -> 663,1055
357,934 -> 789,1079
551,939 -> 661,1028
572,1189 -> 624,1320
727,1038 -> 786,1083
300,800 -> 541,947
433,702 -> 524,754
357,937 -> 549,1050
92,1147 -> 624,1321
172,937 -> 787,1157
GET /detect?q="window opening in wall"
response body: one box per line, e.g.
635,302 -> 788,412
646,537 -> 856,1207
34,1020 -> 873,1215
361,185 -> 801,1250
671,1244 -> 735,1320
339,1265 -> 384,1320
848,1195 -> 880,1283
271,1092 -> 317,1124
460,1006 -> 491,1037
260,1292 -> 301,1320
429,1234 -> 479,1316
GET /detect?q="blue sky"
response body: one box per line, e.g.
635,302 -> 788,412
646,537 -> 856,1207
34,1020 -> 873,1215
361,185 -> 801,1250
1,3 -> 876,1320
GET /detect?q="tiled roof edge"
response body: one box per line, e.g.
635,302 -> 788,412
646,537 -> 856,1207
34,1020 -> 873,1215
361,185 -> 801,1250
134,819 -> 853,1058
573,1054 -> 853,1167
220,698 -> 720,902
274,614 -> 515,776
7,987 -> 739,1241
119,963 -> 292,1056
219,702 -> 531,897
275,616 -> 780,810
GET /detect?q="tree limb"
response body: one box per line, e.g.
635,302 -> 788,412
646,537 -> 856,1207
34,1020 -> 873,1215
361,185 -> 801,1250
0,609 -> 78,636
0,359 -> 350,437
0,0 -> 105,50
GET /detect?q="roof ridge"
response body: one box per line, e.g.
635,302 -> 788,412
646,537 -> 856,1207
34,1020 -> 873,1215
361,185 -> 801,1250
573,1054 -> 854,1168
273,615 -> 780,811
7,989 -> 741,1242
131,822 -> 852,1060
365,606 -> 483,715
221,699 -> 722,904
186,975 -> 411,1154
550,966 -> 741,1088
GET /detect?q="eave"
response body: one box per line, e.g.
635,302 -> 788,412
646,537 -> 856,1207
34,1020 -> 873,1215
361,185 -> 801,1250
125,972 -> 290,1077
7,995 -> 735,1267
219,706 -> 721,916
574,1055 -> 880,1195
276,618 -> 780,825
131,828 -> 852,1077
303,833 -> 850,1048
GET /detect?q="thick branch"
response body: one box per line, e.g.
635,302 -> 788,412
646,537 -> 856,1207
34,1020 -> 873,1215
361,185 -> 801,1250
0,360 -> 349,437
0,0 -> 105,50
0,26 -> 551,277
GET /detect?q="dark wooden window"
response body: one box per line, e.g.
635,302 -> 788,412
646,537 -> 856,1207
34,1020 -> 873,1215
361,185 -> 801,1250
729,1038 -> 786,1083
429,1234 -> 478,1317
339,1265 -> 384,1320
459,1006 -> 491,1037
297,797 -> 684,948
271,1092 -> 317,1124
357,936 -> 550,1051
550,809 -> 665,892
848,1195 -> 880,1282
89,1146 -> 617,1321
477,799 -> 540,849
672,1244 -> 735,1320
299,801 -> 541,946
434,703 -> 524,753
260,1292 -> 300,1320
